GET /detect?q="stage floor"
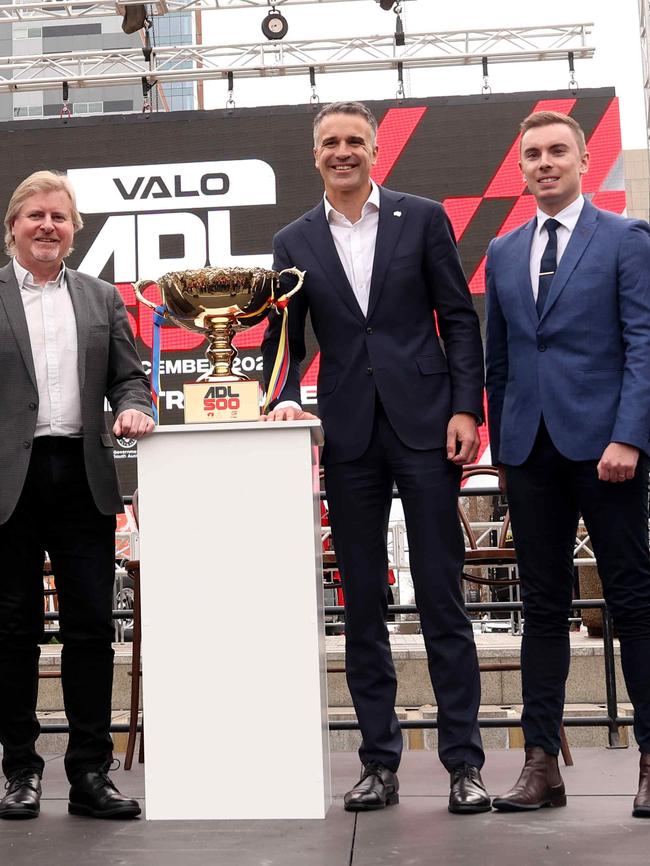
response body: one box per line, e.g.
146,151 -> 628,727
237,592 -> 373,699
1,748 -> 648,865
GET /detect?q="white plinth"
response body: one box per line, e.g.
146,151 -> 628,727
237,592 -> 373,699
136,420 -> 331,820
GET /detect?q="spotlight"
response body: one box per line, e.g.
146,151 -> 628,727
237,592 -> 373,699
262,5 -> 289,40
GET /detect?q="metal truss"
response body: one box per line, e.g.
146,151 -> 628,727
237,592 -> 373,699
1,0 -> 407,25
0,24 -> 594,94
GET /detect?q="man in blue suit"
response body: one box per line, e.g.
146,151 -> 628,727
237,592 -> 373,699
262,101 -> 490,814
486,110 -> 650,817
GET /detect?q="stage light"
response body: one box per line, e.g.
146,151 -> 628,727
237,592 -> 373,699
262,4 -> 289,40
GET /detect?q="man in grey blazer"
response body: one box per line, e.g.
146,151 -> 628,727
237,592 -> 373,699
0,171 -> 154,820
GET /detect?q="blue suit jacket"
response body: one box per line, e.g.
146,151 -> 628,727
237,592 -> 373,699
262,186 -> 484,464
485,198 -> 650,466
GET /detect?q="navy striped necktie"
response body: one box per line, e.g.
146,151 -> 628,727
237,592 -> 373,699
536,218 -> 561,318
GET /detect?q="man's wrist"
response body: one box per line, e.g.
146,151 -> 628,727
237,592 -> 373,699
452,411 -> 481,424
273,400 -> 302,412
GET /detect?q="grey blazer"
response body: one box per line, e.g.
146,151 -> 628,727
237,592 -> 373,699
0,261 -> 152,523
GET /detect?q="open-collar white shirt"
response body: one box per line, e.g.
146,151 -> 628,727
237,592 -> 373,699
13,257 -> 82,437
274,182 -> 381,412
323,179 -> 381,318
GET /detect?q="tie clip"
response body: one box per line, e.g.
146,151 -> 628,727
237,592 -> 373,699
539,271 -> 555,276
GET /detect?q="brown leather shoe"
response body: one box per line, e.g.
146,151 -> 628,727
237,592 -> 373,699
344,763 -> 399,812
492,747 -> 566,811
633,753 -> 650,818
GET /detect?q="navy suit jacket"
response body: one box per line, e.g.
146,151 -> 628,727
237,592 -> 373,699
485,198 -> 650,466
262,186 -> 484,464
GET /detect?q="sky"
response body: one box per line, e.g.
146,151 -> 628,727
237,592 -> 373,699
200,0 -> 648,148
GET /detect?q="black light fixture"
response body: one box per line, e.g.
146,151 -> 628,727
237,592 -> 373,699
379,0 -> 397,9
262,4 -> 289,40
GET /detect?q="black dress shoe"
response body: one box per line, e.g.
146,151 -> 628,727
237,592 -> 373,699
68,772 -> 141,819
448,764 -> 491,814
344,762 -> 399,812
0,769 -> 42,820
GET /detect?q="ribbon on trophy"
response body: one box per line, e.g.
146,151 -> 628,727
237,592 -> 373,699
236,281 -> 296,414
150,302 -> 169,424
260,293 -> 291,413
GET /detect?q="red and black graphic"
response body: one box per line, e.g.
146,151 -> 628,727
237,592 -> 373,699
0,88 -> 623,484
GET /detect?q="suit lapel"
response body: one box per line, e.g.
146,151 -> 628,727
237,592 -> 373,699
366,188 -> 407,321
0,261 -> 38,390
539,199 -> 598,322
66,268 -> 90,392
513,219 -> 539,330
300,202 -> 365,322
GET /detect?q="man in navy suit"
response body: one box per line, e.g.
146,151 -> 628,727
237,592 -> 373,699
262,101 -> 490,814
486,110 -> 650,817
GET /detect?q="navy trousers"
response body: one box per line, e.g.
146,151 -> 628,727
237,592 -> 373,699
324,403 -> 484,772
505,422 -> 650,755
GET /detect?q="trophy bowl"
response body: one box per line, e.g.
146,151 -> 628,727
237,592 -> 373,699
134,265 -> 305,422
134,265 -> 304,381
146,266 -> 285,331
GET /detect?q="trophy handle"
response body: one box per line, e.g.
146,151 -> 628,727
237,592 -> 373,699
277,267 -> 306,301
133,279 -> 160,311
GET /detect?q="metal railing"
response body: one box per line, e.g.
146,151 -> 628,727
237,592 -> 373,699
39,597 -> 629,746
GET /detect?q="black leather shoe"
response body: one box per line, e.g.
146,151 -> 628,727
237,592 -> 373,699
344,762 -> 399,812
68,772 -> 141,819
0,769 -> 42,820
448,764 -> 491,814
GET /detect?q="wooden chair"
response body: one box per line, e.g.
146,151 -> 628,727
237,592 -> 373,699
459,465 -> 573,767
123,491 -> 143,771
39,562 -> 62,680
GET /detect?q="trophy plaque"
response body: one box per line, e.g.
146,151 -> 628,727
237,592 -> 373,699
134,266 -> 305,423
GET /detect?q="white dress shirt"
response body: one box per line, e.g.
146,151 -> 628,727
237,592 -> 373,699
274,182 -> 380,411
323,180 -> 381,317
529,195 -> 585,302
14,257 -> 83,437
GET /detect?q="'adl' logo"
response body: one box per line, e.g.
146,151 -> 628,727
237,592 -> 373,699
203,385 -> 240,412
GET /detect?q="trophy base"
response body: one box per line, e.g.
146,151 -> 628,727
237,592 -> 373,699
183,380 -> 261,424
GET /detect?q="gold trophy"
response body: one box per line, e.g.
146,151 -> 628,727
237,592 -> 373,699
134,266 -> 305,423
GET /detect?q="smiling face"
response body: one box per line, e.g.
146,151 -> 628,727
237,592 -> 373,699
519,122 -> 589,216
313,112 -> 378,203
11,190 -> 75,277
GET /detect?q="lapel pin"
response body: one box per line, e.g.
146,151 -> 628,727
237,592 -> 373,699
393,210 -> 402,217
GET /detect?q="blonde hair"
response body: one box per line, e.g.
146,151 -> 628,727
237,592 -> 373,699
4,170 -> 83,255
519,111 -> 587,154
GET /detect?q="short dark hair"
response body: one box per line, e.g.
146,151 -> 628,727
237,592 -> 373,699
313,101 -> 378,147
519,110 -> 586,154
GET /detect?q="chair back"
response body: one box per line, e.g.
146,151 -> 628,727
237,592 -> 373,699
459,465 -> 518,587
